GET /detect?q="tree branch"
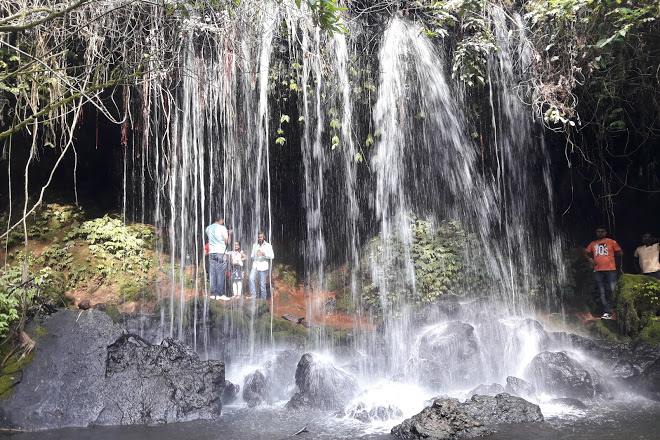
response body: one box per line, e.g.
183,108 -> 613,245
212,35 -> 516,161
0,0 -> 89,33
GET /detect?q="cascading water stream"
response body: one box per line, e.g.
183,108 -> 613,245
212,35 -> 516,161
114,2 -> 570,378
111,0 -> 582,418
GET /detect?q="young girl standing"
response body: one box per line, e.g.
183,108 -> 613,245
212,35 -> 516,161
230,241 -> 247,298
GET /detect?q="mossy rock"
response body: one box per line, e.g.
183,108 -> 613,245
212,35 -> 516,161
102,306 -> 121,323
635,320 -> 660,347
0,324 -> 44,401
588,320 -> 630,343
255,315 -> 307,344
612,274 -> 660,337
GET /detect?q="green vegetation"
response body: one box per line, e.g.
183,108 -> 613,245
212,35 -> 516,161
0,204 -> 158,339
636,321 -> 660,347
420,0 -> 498,87
588,320 -> 630,343
359,217 -> 485,316
613,274 -> 660,337
335,287 -> 356,314
272,264 -> 298,290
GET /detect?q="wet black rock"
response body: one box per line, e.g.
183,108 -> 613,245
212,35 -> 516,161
468,383 -> 505,397
633,356 -> 660,401
611,359 -> 638,379
391,393 -> 543,440
221,380 -> 240,404
462,393 -> 544,425
524,351 -> 598,399
504,376 -> 536,399
242,370 -> 273,407
413,321 -> 481,388
391,398 -> 490,440
0,310 -> 225,430
286,353 -> 359,410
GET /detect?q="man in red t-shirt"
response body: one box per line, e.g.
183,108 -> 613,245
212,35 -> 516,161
583,226 -> 623,319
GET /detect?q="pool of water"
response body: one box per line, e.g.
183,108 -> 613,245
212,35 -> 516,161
3,398 -> 659,440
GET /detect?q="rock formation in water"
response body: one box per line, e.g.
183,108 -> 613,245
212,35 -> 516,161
286,353 -> 359,410
391,393 -> 543,440
0,309 -> 225,430
242,369 -> 273,407
524,351 -> 600,399
411,321 -> 482,389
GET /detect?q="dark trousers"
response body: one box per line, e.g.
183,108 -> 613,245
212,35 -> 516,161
594,270 -> 617,314
209,254 -> 227,296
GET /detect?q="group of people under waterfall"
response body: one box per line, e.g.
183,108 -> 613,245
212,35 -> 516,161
205,215 -> 274,301
583,227 -> 659,320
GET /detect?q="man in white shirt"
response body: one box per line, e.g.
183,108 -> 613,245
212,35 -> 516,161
205,216 -> 231,298
249,232 -> 274,299
634,232 -> 660,280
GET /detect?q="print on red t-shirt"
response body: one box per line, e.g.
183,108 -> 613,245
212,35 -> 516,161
585,238 -> 621,271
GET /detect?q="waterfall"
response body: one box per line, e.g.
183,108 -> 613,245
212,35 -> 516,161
104,0 -> 566,381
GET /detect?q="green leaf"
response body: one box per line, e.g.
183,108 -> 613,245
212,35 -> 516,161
275,137 -> 286,145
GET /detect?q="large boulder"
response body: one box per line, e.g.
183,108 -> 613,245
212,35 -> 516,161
242,370 -> 273,407
0,310 -> 225,430
391,393 -> 542,440
410,322 -> 482,388
286,353 -> 359,410
524,351 -> 599,399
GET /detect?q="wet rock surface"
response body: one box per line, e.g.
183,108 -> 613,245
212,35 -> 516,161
286,353 -> 359,410
461,393 -> 544,425
0,310 -> 225,430
221,380 -> 240,404
242,370 -> 273,407
413,321 -> 481,388
391,393 -> 542,440
391,398 -> 491,440
505,376 -> 536,399
633,356 -> 660,401
524,351 -> 598,398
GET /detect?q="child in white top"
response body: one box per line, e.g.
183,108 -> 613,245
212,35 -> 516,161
230,241 -> 248,297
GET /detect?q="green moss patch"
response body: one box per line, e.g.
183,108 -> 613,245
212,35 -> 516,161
613,274 -> 660,337
635,320 -> 660,347
0,342 -> 37,401
256,315 -> 307,344
588,320 -> 630,343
